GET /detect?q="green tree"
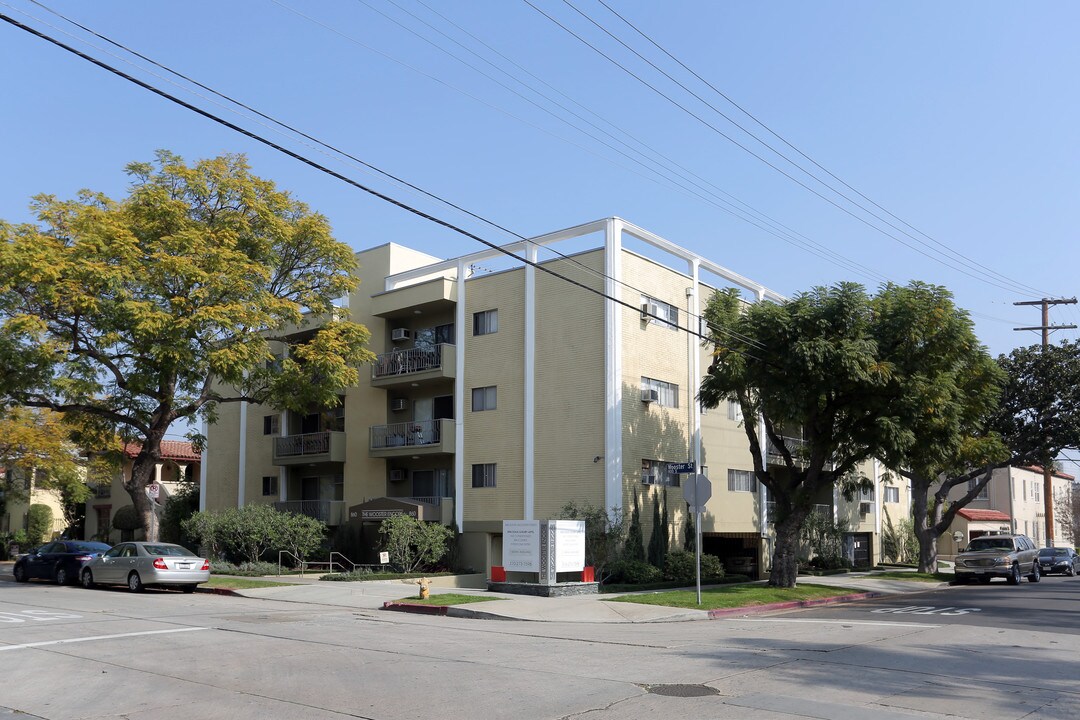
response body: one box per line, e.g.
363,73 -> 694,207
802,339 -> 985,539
160,483 -> 200,546
557,502 -> 626,583
182,510 -> 224,560
0,152 -> 375,541
278,511 -> 327,565
378,515 -> 453,572
700,282 -> 973,587
647,489 -> 666,567
625,488 -> 645,562
217,505 -> 284,564
26,504 -> 53,546
0,408 -> 91,509
683,505 -> 695,553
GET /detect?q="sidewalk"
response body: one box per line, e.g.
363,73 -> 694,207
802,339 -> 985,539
218,570 -> 950,623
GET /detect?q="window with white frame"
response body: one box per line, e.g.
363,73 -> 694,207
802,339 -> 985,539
262,476 -> 278,496
968,478 -> 989,500
471,463 -> 497,488
1033,481 -> 1040,503
727,400 -> 743,422
727,469 -> 755,492
641,377 -> 679,408
860,486 -> 875,501
640,459 -> 678,487
884,486 -> 899,503
471,386 -> 497,411
473,309 -> 498,336
640,294 -> 678,329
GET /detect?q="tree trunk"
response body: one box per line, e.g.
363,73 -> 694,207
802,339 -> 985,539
769,514 -> 802,587
909,474 -> 937,573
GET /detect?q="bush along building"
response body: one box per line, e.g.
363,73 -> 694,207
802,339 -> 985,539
201,218 -> 908,578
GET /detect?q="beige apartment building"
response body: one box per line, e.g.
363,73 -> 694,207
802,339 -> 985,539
201,218 -> 900,577
938,465 -> 1076,559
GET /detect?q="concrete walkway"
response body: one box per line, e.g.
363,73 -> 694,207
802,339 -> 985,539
218,570 -> 950,623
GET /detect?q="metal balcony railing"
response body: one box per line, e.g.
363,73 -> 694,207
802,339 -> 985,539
370,419 -> 442,449
765,502 -> 833,524
274,500 -> 345,524
275,432 -> 330,458
372,344 -> 446,379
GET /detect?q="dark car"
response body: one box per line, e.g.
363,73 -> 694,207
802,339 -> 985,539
1037,547 -> 1078,576
13,540 -> 112,585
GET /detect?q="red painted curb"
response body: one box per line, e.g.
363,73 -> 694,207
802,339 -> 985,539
707,591 -> 881,619
382,601 -> 449,616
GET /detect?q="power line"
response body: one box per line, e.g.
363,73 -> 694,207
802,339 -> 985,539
0,9 -> 773,361
523,0 -> 1049,298
589,0 -> 1049,300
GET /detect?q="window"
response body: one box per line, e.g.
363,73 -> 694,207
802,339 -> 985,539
333,473 -> 344,502
641,295 -> 678,329
727,469 -> 756,492
415,323 -> 456,349
473,309 -> 498,336
263,415 -> 279,435
1033,481 -> 1040,503
727,400 -> 743,422
641,377 -> 679,408
860,487 -> 875,501
641,459 -> 678,487
472,386 -> 497,411
884,486 -> 899,503
968,479 -> 988,500
266,353 -> 282,371
262,476 -> 278,496
471,463 -> 497,488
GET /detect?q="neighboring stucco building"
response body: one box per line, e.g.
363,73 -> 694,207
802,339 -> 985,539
201,218 -> 898,576
939,465 -> 1075,558
0,468 -> 67,541
84,441 -> 200,543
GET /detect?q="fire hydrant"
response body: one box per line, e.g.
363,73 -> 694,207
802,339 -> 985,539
416,576 -> 431,600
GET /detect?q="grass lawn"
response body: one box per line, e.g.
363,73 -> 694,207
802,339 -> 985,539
606,583 -> 865,610
391,593 -> 502,606
870,571 -> 951,582
204,577 -> 295,590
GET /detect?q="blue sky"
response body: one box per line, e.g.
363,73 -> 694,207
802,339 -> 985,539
3,2 -> 1079,460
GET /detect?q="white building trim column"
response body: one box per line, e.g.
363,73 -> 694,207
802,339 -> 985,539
199,418 -> 208,512
873,459 -> 882,537
604,219 -> 624,515
756,288 -> 769,535
454,261 -> 467,530
238,398 -> 247,508
279,346 -> 289,503
688,259 -> 701,469
524,243 -> 537,521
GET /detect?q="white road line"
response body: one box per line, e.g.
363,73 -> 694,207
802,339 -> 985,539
0,626 -> 210,651
729,618 -> 940,628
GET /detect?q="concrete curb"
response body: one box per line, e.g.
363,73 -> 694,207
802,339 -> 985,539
382,601 -> 449,616
706,591 -> 882,619
197,587 -> 243,597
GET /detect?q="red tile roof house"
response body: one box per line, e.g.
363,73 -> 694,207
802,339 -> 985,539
83,441 -> 201,542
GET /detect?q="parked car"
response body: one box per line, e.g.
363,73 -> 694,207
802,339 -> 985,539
954,534 -> 1040,585
12,540 -> 112,585
80,542 -> 210,593
1037,547 -> 1078,576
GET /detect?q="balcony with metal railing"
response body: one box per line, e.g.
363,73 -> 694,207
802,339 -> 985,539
765,501 -> 833,524
273,431 -> 347,466
369,419 -> 455,458
766,436 -> 836,470
274,500 -> 346,526
371,344 -> 456,388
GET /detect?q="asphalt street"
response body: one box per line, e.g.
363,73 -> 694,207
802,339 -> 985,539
1,572 -> 1078,720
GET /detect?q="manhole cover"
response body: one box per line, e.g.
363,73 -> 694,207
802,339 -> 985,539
644,684 -> 720,698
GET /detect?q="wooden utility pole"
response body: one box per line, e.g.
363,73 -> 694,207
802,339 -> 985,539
1014,297 -> 1077,547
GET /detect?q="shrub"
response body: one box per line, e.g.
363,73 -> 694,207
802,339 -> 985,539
26,504 -> 53,546
379,514 -> 453,572
625,490 -> 645,562
160,484 -> 200,546
277,511 -> 327,566
209,561 -> 281,576
183,505 -> 327,565
111,505 -> 141,532
664,550 -> 725,583
607,558 -> 662,585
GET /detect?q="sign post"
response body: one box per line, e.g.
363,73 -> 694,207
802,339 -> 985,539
683,473 -> 713,605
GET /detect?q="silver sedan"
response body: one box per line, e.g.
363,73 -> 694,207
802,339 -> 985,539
80,541 -> 210,593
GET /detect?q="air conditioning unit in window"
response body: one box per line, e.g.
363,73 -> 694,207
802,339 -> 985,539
640,303 -> 652,321
641,388 -> 659,403
390,398 -> 408,412
642,474 -> 656,485
389,469 -> 406,482
391,328 -> 411,342
859,502 -> 872,516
